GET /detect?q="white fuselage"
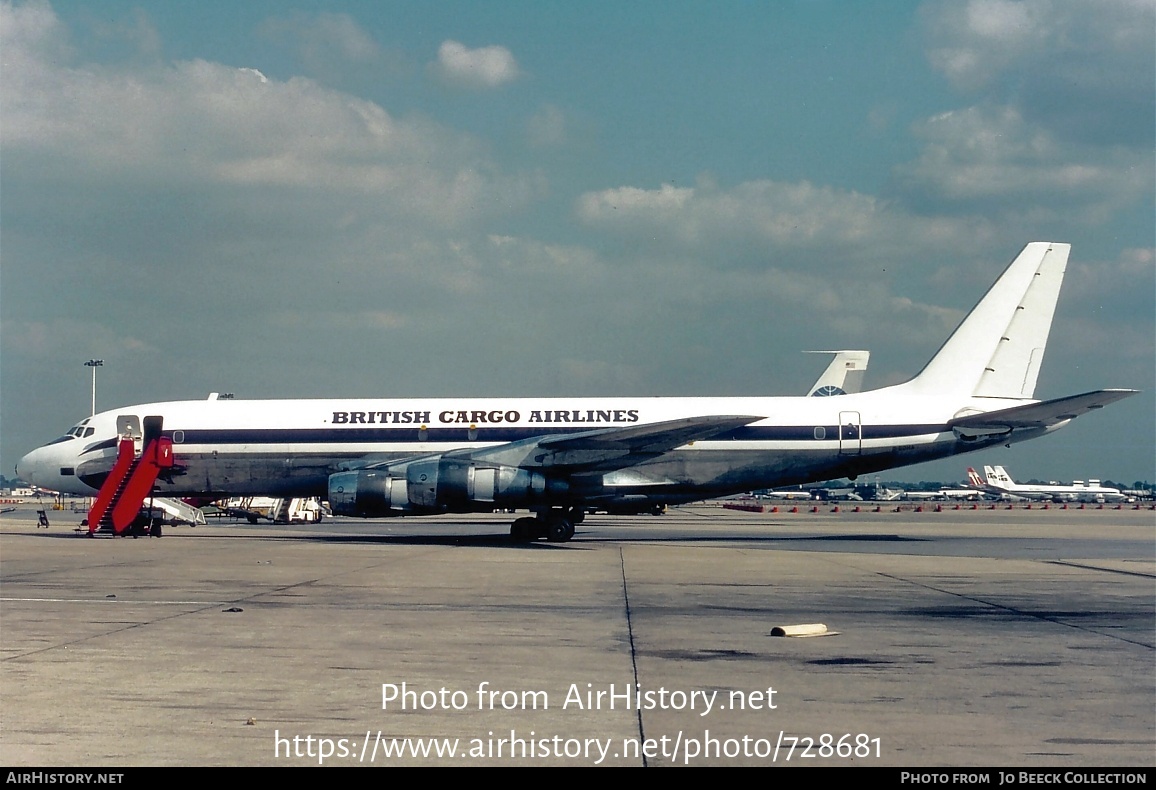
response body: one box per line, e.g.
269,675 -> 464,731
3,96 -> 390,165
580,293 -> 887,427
15,242 -> 1133,532
18,384 -> 1054,505
983,466 -> 1126,503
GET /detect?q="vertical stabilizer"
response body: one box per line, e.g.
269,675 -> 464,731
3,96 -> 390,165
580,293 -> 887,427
805,350 -> 870,396
986,466 -> 1016,489
909,243 -> 1069,398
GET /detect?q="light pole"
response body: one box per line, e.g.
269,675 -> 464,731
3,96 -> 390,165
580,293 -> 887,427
84,360 -> 103,416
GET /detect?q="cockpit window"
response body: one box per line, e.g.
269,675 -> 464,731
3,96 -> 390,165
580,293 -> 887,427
49,424 -> 91,443
48,421 -> 97,444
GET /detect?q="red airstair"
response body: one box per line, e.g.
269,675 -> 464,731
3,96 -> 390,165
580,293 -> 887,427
87,434 -> 174,536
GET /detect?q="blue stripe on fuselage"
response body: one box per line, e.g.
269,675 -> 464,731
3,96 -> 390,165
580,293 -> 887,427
163,423 -> 946,446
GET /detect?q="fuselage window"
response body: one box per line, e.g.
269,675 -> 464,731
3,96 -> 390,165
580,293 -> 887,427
173,430 -> 185,444
814,426 -> 826,440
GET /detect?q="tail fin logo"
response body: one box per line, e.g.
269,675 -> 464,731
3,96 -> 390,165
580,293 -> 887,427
967,467 -> 984,488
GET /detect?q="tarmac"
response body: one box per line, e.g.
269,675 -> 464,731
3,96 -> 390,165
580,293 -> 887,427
1,503 -> 1153,767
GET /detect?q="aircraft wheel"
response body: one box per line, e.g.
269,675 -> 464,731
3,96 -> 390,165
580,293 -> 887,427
150,523 -> 163,538
545,513 -> 575,543
510,517 -> 537,542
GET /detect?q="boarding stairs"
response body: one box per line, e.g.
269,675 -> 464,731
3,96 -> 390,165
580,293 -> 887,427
271,498 -> 323,523
87,430 -> 174,536
143,496 -> 207,526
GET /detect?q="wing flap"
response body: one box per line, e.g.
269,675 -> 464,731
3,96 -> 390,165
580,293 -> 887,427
467,414 -> 762,470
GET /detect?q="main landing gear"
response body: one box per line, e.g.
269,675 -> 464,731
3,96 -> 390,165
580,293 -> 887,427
509,507 -> 584,543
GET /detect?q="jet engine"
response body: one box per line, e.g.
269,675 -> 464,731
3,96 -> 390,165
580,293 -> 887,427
328,455 -> 568,517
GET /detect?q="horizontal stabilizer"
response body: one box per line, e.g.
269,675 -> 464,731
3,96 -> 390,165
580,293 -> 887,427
950,389 -> 1138,431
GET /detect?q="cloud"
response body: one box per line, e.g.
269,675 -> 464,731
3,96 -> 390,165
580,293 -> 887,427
526,104 -> 567,148
272,309 -> 409,332
907,1 -> 1155,224
894,105 -> 1153,221
0,0 -> 71,64
923,0 -> 1051,90
433,40 -> 521,89
289,12 -> 379,63
1,318 -> 157,358
1,2 -> 1148,481
260,11 -> 390,82
1065,246 -> 1156,312
0,2 -> 536,228
575,177 -> 992,269
922,0 -> 1155,148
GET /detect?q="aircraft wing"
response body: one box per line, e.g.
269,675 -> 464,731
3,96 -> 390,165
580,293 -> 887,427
458,414 -> 763,471
951,389 -> 1138,432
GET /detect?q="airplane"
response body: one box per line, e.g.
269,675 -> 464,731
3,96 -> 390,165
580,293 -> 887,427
762,488 -> 816,500
977,465 -> 1128,503
17,242 -> 1137,542
900,486 -> 982,502
805,350 -> 870,396
966,466 -> 1026,500
810,487 -> 864,502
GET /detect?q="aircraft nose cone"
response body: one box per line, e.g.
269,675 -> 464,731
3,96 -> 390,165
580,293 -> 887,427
18,446 -> 49,487
17,450 -> 35,484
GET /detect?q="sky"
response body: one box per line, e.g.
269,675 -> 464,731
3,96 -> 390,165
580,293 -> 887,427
2,0 -> 1153,485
